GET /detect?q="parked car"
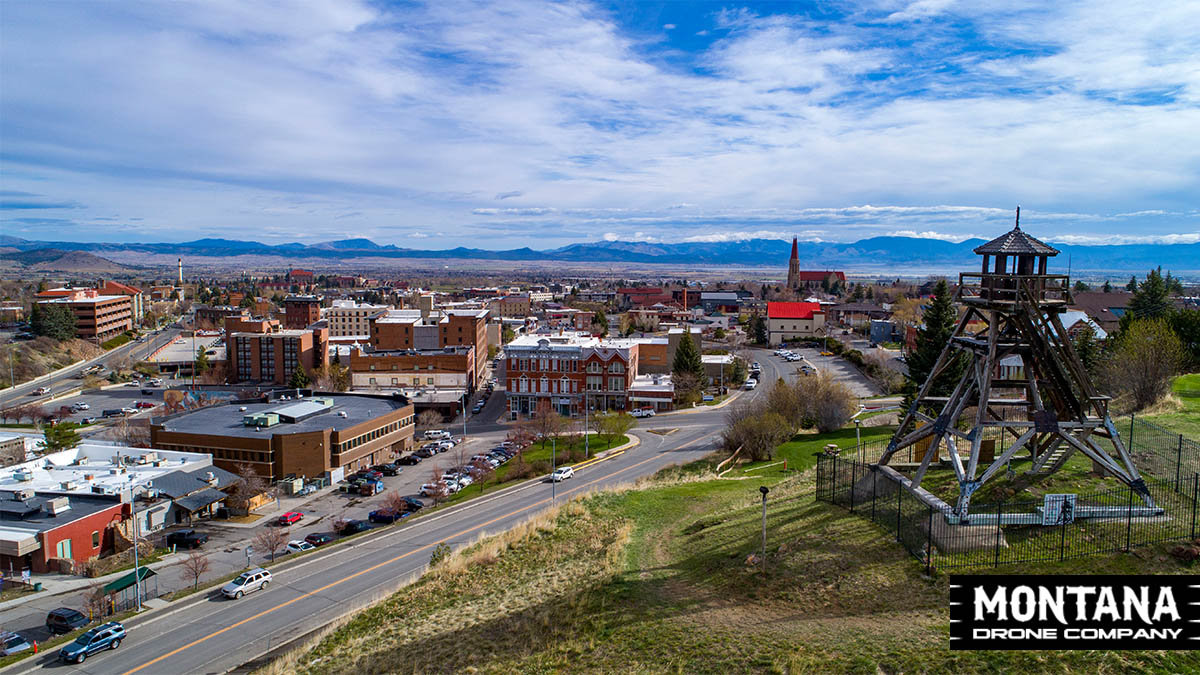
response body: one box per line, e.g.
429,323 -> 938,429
71,402 -> 90,411
304,532 -> 336,547
744,379 -> 758,390
751,361 -> 761,372
165,529 -> 209,549
277,511 -> 303,526
338,519 -> 372,536
124,381 -> 140,387
371,463 -> 401,476
0,631 -> 32,657
58,622 -> 125,663
631,408 -> 655,418
285,540 -> 316,554
222,568 -> 272,599
33,387 -> 50,395
820,351 -> 834,357
401,496 -> 425,511
141,388 -> 155,395
414,447 -> 436,459
46,607 -> 89,635
550,466 -> 575,482
397,454 -> 423,465
81,417 -> 97,424
369,509 -> 410,524
419,482 -> 444,497
356,469 -> 384,482
134,401 -> 155,409
120,406 -> 137,414
423,429 -> 450,440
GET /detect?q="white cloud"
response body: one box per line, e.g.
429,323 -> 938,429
1046,232 -> 1200,245
663,23 -> 676,30
0,0 -> 1197,247
888,229 -> 977,242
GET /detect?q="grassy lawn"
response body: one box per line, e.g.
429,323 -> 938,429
101,333 -> 134,350
1143,373 -> 1200,441
273,427 -> 1200,675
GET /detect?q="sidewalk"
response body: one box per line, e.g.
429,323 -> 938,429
0,549 -> 192,614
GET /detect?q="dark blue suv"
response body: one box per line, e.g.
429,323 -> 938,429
59,621 -> 125,663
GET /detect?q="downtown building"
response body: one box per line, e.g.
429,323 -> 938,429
503,331 -> 639,417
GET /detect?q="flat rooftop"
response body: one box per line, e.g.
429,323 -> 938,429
157,393 -> 408,439
0,444 -> 213,499
151,336 -> 223,364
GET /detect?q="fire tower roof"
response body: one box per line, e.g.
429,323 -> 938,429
973,224 -> 1059,257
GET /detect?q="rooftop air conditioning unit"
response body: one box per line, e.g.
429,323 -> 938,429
60,481 -> 77,491
13,469 -> 33,482
83,473 -> 95,481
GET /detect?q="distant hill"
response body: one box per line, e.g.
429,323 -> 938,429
0,235 -> 1194,273
0,248 -> 132,273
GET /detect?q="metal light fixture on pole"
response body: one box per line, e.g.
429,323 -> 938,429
854,418 -> 863,462
759,486 -> 769,576
461,396 -> 467,440
127,479 -> 143,611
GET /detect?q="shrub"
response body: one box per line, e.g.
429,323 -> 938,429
429,542 -> 452,567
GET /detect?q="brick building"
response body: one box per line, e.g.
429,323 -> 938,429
504,332 -> 639,416
37,290 -> 132,341
194,305 -> 247,329
97,280 -> 145,320
348,346 -> 476,393
369,309 -> 489,383
226,316 -> 328,385
151,392 -> 415,481
284,295 -> 322,329
489,294 -> 531,318
324,300 -> 389,338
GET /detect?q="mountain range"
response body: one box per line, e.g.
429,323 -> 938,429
0,234 -> 1193,273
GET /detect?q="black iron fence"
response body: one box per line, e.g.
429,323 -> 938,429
816,453 -> 1200,572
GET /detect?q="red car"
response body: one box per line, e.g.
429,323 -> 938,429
134,401 -> 156,409
277,512 -> 303,526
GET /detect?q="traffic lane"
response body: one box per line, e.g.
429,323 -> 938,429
65,429 -> 718,674
0,329 -> 180,408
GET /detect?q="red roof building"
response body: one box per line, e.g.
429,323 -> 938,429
766,301 -> 825,346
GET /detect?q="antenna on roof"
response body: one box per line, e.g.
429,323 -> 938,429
1014,206 -> 1021,230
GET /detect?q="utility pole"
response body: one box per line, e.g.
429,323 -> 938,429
551,436 -> 556,501
460,396 -> 467,440
583,391 -> 589,459
759,486 -> 769,576
854,418 -> 863,462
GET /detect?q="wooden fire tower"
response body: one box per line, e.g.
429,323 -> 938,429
877,210 -> 1153,518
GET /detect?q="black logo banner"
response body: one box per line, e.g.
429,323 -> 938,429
950,575 -> 1199,650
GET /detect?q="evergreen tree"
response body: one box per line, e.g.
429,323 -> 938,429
1071,325 -> 1102,375
672,332 -> 704,379
1073,280 -> 1090,292
1125,275 -> 1138,292
31,303 -> 77,341
1102,280 -> 1112,293
1121,268 -> 1171,330
752,315 -> 768,345
40,423 -> 82,453
288,366 -> 311,389
194,345 -> 210,375
904,279 -> 966,401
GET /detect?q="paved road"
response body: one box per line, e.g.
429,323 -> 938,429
7,424 -> 722,674
0,328 -> 182,411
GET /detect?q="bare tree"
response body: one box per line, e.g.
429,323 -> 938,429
417,409 -> 443,430
227,463 -> 270,513
425,467 -> 450,506
795,371 -> 856,433
470,457 -> 495,493
671,371 -> 704,406
380,490 -> 408,516
505,426 -> 535,451
254,526 -> 289,562
83,583 -> 111,621
526,399 -> 567,447
179,550 -> 211,590
331,510 -> 351,533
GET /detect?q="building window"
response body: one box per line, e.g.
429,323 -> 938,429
92,531 -> 100,548
56,538 -> 73,559
608,362 -> 624,374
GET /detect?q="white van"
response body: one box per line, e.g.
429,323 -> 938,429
423,430 -> 450,440
744,379 -> 758,390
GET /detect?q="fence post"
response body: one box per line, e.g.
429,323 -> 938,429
1128,414 -> 1135,450
1125,487 -> 1135,552
1192,473 -> 1198,541
850,460 -> 857,511
871,469 -> 877,523
1059,502 -> 1068,562
1176,436 -> 1184,492
994,501 -> 1003,568
925,504 -> 934,575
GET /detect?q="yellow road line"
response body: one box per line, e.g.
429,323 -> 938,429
121,447 -> 669,675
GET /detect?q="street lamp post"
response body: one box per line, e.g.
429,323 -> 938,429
854,418 -> 863,462
127,479 -> 143,611
583,391 -> 589,459
551,436 -> 556,501
461,395 -> 468,440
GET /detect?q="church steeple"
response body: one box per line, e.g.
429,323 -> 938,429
786,237 -> 800,289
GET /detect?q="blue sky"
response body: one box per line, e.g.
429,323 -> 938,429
2,0 -> 1198,248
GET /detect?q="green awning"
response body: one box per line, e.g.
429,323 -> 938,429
104,566 -> 156,594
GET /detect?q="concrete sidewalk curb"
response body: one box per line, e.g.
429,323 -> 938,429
656,390 -> 744,417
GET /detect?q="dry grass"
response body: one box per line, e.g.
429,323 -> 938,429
266,443 -> 1200,675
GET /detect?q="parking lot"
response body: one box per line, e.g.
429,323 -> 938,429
771,345 -> 881,397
